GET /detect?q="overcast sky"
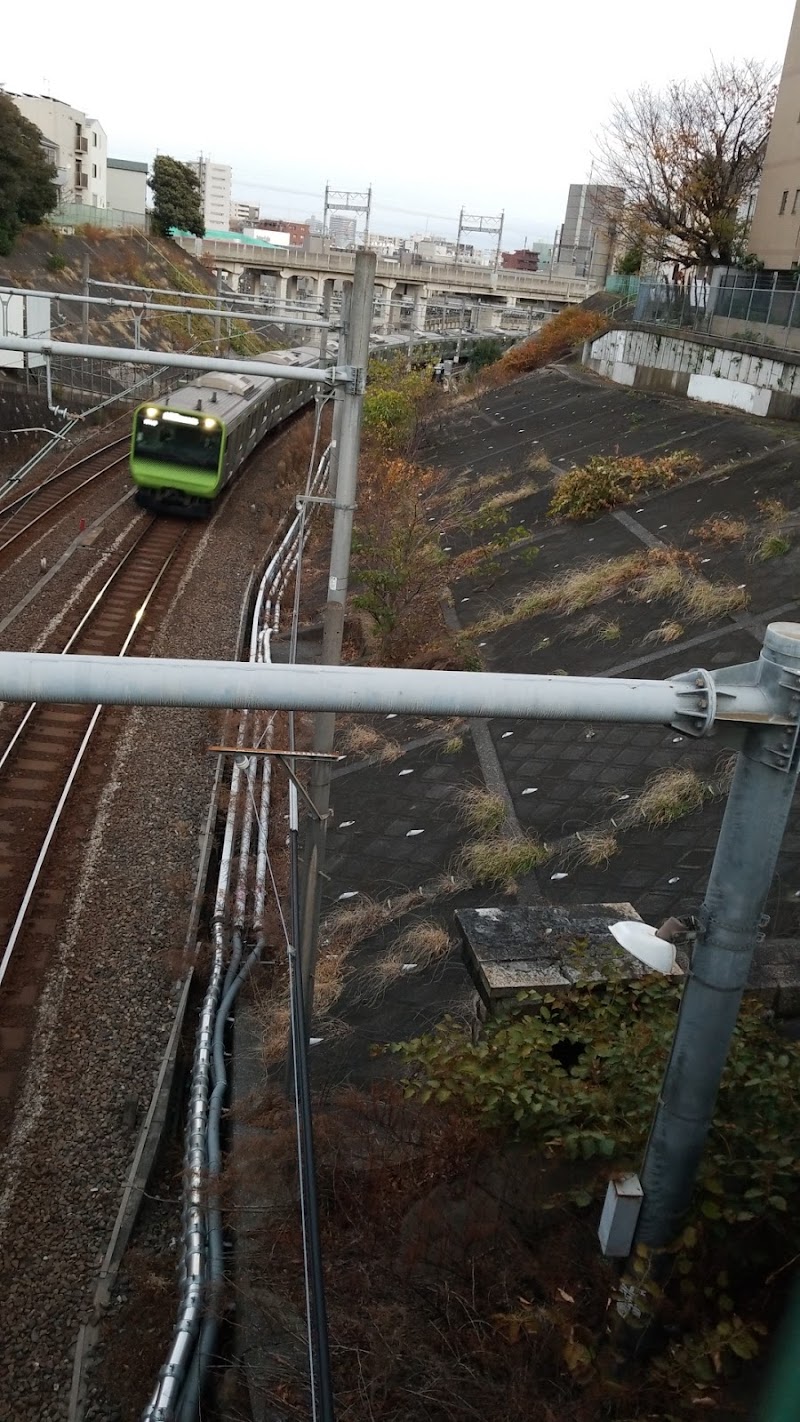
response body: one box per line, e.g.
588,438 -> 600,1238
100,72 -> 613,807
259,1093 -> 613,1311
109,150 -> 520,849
3,0 -> 797,248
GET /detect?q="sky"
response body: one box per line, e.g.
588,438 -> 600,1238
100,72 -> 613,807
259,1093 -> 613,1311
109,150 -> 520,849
3,0 -> 797,250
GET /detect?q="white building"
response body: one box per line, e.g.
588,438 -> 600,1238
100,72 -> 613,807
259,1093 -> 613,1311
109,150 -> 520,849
232,201 -> 260,226
187,158 -> 232,232
9,92 -> 107,207
107,158 -> 148,218
329,214 -> 357,246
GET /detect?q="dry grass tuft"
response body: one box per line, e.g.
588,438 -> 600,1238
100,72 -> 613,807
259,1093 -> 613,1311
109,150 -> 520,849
484,480 -> 540,511
596,620 -> 621,644
459,834 -> 551,888
472,553 -> 648,635
526,450 -> 552,473
645,620 -> 685,645
394,920 -> 453,966
623,767 -> 711,830
680,580 -> 748,619
570,829 -> 619,868
458,786 -> 507,833
693,516 -> 748,544
758,497 -> 788,524
339,723 -> 402,763
442,735 -> 464,755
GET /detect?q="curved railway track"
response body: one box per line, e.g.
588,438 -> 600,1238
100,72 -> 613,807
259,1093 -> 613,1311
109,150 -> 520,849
0,437 -> 130,572
0,515 -> 193,1146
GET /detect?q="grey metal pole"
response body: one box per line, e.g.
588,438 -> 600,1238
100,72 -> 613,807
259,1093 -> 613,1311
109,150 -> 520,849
319,281 -> 332,364
300,249 -> 376,1017
214,269 -> 223,354
81,254 -> 90,344
622,622 -> 800,1299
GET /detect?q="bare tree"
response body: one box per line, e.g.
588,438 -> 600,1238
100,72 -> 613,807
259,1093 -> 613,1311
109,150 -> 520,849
596,59 -> 778,270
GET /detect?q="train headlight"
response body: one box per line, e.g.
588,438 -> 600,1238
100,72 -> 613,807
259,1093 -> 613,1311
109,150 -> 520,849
145,406 -> 159,419
202,418 -> 218,430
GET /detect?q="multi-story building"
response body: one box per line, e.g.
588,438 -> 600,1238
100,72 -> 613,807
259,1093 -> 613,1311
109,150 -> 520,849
187,158 -> 232,231
231,201 -> 260,227
748,3 -> 800,268
107,158 -> 148,218
328,214 -> 357,246
256,217 -> 309,246
553,183 -> 623,283
9,92 -> 107,207
502,248 -> 540,272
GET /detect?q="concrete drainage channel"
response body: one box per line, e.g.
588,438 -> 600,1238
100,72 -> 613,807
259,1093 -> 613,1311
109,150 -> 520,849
67,453 -> 330,1421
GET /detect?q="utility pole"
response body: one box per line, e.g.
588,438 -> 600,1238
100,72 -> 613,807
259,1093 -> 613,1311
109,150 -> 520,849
299,249 -> 376,1017
619,621 -> 800,1338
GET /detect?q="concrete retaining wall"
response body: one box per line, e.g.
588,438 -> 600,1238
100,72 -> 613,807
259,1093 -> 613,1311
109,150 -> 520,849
584,327 -> 800,420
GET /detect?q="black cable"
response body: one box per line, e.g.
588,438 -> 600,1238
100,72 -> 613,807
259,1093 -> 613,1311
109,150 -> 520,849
288,798 -> 336,1422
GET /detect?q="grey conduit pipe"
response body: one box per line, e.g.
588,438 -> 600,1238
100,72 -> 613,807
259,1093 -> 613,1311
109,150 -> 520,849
176,933 -> 264,1421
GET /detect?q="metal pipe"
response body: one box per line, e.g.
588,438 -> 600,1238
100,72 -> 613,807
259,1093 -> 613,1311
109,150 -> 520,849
288,784 -> 335,1421
0,337 -> 336,385
0,284 -> 330,329
0,650 -> 784,727
634,621 -> 800,1250
142,939 -> 225,1422
300,250 -> 376,1015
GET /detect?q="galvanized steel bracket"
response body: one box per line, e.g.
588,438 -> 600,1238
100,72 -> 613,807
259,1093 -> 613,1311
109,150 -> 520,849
670,668 -> 717,738
336,363 -> 366,394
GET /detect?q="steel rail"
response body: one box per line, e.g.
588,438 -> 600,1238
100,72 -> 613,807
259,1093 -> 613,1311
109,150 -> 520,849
0,452 -> 129,559
0,517 -> 157,778
0,435 -> 130,513
0,526 -> 186,993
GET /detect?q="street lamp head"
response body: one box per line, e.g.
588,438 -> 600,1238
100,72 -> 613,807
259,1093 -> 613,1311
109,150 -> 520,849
608,920 -> 680,975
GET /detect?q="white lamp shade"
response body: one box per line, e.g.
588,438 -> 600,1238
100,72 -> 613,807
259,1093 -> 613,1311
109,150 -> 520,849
608,921 -> 678,975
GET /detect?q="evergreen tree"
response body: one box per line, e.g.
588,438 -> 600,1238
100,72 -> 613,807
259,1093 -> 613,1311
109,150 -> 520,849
0,94 -> 58,255
148,156 -> 205,239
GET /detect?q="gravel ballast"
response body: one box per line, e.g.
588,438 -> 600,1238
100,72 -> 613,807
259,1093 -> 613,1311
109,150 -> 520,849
0,429 -> 308,1422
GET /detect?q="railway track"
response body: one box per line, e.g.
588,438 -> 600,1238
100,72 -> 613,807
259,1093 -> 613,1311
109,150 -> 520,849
0,437 -> 130,572
0,515 -> 193,1146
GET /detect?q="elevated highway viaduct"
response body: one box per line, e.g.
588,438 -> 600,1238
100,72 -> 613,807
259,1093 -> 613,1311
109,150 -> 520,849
175,235 -> 597,334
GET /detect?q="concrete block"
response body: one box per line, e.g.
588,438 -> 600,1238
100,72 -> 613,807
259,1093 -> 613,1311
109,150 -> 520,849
457,902 -> 648,1009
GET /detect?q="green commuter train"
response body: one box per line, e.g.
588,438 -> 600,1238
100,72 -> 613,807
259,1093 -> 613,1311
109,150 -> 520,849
129,346 -> 322,514
129,332 -> 487,515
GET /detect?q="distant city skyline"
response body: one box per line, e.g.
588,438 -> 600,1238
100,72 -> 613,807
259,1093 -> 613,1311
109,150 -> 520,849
4,0 -> 796,251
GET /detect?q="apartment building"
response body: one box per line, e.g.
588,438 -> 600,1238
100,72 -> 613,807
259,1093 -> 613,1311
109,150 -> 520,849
748,2 -> 800,268
107,158 -> 148,218
553,183 -> 622,283
9,92 -> 107,206
187,158 -> 232,231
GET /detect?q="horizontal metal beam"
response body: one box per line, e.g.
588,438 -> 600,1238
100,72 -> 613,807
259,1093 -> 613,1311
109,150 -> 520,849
0,336 -> 336,385
0,285 -> 329,326
0,652 -> 784,728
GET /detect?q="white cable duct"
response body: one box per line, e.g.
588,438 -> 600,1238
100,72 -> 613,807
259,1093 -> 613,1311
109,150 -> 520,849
146,448 -> 328,1419
143,712 -> 249,1422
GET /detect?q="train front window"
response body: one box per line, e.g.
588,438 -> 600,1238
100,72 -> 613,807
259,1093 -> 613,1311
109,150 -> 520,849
134,413 -> 222,472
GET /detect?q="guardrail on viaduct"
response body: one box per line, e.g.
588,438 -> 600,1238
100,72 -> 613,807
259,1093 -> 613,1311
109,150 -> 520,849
176,236 -> 594,303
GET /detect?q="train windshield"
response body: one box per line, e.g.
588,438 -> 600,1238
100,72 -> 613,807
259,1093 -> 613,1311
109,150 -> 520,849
134,412 -> 222,472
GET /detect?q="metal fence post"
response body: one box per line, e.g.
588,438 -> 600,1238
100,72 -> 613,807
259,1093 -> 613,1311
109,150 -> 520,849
766,270 -> 779,331
299,250 -> 376,1019
619,621 -> 800,1335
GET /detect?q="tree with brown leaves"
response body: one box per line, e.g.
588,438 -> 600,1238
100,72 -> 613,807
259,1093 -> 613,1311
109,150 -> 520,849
597,59 -> 777,269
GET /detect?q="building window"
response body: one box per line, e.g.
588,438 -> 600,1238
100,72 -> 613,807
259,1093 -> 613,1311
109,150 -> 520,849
93,132 -> 97,146
793,190 -> 800,215
93,163 -> 97,178
780,190 -> 789,214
